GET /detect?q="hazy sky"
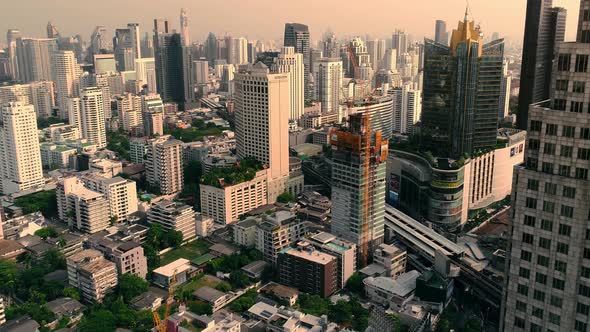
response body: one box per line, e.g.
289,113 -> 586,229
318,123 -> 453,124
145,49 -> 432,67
0,0 -> 581,45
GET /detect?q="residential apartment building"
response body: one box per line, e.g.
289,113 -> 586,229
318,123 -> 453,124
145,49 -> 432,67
67,249 -> 118,303
0,82 -> 55,118
145,135 -> 184,195
57,176 -> 110,234
147,200 -> 196,242
88,237 -> 147,279
81,173 -> 138,222
256,210 -> 308,264
307,232 -> 357,289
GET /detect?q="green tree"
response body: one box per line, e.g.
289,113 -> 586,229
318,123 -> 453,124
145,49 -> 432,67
328,300 -> 352,323
163,230 -> 183,248
345,272 -> 364,294
15,190 -> 58,218
229,271 -> 250,289
41,249 -> 66,271
117,274 -> 149,303
63,287 -> 81,301
298,294 -> 329,316
277,192 -> 295,203
34,227 -> 58,239
79,309 -> 117,332
215,281 -> 232,292
0,259 -> 18,295
187,301 -> 212,315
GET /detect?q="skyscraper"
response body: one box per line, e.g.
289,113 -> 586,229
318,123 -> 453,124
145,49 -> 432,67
90,26 -> 112,55
501,2 -> 590,330
79,87 -> 106,148
517,0 -> 566,130
421,11 -> 504,157
272,47 -> 304,121
392,30 -> 408,56
434,20 -> 449,45
46,22 -> 60,39
180,8 -> 190,47
499,60 -> 512,119
330,113 -> 388,267
135,57 -> 157,93
391,82 -> 422,134
235,63 -> 290,201
0,102 -> 44,194
145,135 -> 183,195
284,23 -> 311,102
205,32 -> 218,64
6,29 -> 21,80
316,58 -> 343,115
52,50 -> 81,119
114,25 -> 140,71
16,38 -> 58,83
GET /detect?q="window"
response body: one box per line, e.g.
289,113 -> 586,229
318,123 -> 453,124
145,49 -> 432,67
514,316 -> 525,328
526,197 -> 538,209
539,237 -> 551,249
559,165 -> 571,176
581,128 -> 590,140
530,323 -> 542,332
575,81 -> 587,93
545,182 -> 557,195
561,205 -> 574,218
541,219 -> 553,231
533,290 -> 546,302
546,123 -> 558,135
528,139 -> 540,150
521,250 -> 532,262
576,54 -> 589,72
527,179 -> 539,191
523,233 -> 534,244
557,54 -> 571,71
585,248 -> 590,260
561,145 -> 573,157
572,101 -> 585,113
517,283 -> 529,296
559,224 -> 572,236
576,167 -> 589,180
579,148 -> 590,160
563,186 -> 576,198
582,30 -> 590,43
557,242 -> 569,255
578,302 -> 590,316
542,162 -> 554,174
526,157 -> 538,169
554,99 -> 567,111
552,278 -> 565,290
520,267 -> 531,278
556,79 -> 569,91
583,267 -> 590,278
563,125 -> 576,137
538,255 -> 550,267
550,295 -> 563,308
549,312 -> 561,326
544,143 -> 556,155
555,260 -> 567,273
585,9 -> 590,21
532,306 -> 544,318
543,201 -> 555,213
530,120 -> 542,132
575,320 -> 588,332
524,215 -> 536,227
536,272 -> 547,285
515,300 -> 527,312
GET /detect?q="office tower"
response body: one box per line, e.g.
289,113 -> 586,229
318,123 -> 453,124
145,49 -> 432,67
392,30 -> 408,56
330,113 -> 388,267
322,32 -> 340,59
499,60 -> 512,118
434,20 -> 449,45
193,59 -> 208,85
67,249 -> 118,303
0,82 -> 55,118
236,37 -> 248,64
271,47 -> 304,121
145,135 -> 183,195
316,58 -> 343,114
367,39 -> 385,72
501,3 -> 590,330
79,87 -> 106,148
247,42 -> 256,64
135,57 -> 157,93
235,63 -> 290,200
16,38 -> 58,82
0,102 -> 44,194
220,64 -> 235,93
518,0 -> 566,130
347,92 -> 394,139
128,23 -> 141,60
90,26 -> 112,54
141,94 -> 164,136
147,200 -> 196,242
205,32 -> 217,64
284,23 -> 311,101
391,82 -> 422,134
52,50 -> 81,119
180,8 -> 190,46
114,28 -> 136,71
6,29 -> 20,80
422,12 -> 504,157
93,54 -> 116,74
153,23 -> 192,109
141,32 -> 154,58
46,22 -> 60,39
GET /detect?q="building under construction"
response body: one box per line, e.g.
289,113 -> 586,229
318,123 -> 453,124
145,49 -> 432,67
329,113 -> 388,267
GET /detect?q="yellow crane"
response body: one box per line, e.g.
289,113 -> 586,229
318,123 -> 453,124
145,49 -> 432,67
153,270 -> 177,332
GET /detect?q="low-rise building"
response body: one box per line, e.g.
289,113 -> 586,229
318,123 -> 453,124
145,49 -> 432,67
0,239 -> 24,260
80,173 -> 138,223
46,297 -> 85,325
88,237 -> 148,279
147,200 -> 196,243
193,286 -> 227,312
67,249 -> 118,303
259,282 -> 299,306
240,260 -> 269,279
256,211 -> 308,264
233,217 -> 259,247
152,258 -> 194,289
307,232 -> 356,289
40,143 -> 77,169
363,270 -> 420,308
44,123 -> 81,142
373,242 -> 407,278
89,158 -> 123,178
196,214 -> 213,238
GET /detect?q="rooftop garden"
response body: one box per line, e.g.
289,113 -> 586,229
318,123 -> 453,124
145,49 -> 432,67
164,120 -> 230,143
201,157 -> 263,188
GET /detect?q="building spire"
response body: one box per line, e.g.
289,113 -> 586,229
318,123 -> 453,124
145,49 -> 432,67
464,3 -> 469,22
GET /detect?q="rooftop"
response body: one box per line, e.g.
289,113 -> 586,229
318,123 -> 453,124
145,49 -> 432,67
241,260 -> 269,274
193,286 -> 226,303
283,242 -> 337,265
363,270 -> 420,297
152,258 -> 191,277
46,297 -> 85,316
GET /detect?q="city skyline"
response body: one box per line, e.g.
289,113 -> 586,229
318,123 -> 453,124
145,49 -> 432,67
0,0 -> 580,45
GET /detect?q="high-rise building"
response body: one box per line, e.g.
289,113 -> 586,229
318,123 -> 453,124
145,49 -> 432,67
517,0 -> 566,130
284,23 -> 311,102
135,57 -> 157,93
271,47 -> 304,121
434,20 -> 449,45
46,22 -> 60,39
193,59 -> 208,85
392,30 -> 408,56
205,32 -> 218,64
180,8 -> 190,47
67,249 -> 118,303
421,11 -> 504,157
316,58 -> 343,115
346,37 -> 372,81
235,63 -> 290,201
330,113 -> 388,267
391,82 -> 422,134
79,87 -> 107,148
16,38 -> 58,83
145,135 -> 183,195
80,173 -> 138,223
0,82 -> 55,118
346,92 -> 394,140
6,29 -> 20,80
0,102 -> 44,194
499,60 -> 512,119
141,94 -> 164,137
147,200 -> 196,242
114,25 -> 140,71
90,26 -> 112,55
501,3 -> 590,330
52,50 -> 81,119
94,54 -> 117,74
57,176 -> 110,234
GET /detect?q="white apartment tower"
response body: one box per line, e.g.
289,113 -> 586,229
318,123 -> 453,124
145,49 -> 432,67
53,50 -> 81,119
0,82 -> 55,118
16,38 -> 57,83
145,135 -> 183,195
390,82 -> 422,134
316,58 -> 343,115
135,58 -> 157,93
79,87 -> 107,148
272,47 -> 304,121
147,200 -> 196,242
0,102 -> 44,194
57,176 -> 110,234
81,173 -> 138,223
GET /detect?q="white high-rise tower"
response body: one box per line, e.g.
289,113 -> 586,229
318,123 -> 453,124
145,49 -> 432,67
53,50 -> 81,119
316,58 -> 343,115
79,87 -> 106,149
272,47 -> 304,121
180,8 -> 190,47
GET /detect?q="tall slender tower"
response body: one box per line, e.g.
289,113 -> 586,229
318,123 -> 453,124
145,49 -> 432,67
501,2 -> 590,331
284,23 -> 311,102
316,58 -> 343,115
0,102 -> 44,194
79,87 -> 106,149
52,50 -> 81,119
434,20 -> 449,45
517,0 -> 566,130
330,113 -> 388,267
16,38 -> 58,83
46,22 -> 60,39
272,47 -> 304,121
6,29 -> 21,80
180,8 -> 190,47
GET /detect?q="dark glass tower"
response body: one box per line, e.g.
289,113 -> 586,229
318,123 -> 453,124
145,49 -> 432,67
517,0 -> 566,130
284,23 -> 311,102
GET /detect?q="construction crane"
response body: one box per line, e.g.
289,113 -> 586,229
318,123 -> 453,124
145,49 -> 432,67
153,270 -> 177,332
